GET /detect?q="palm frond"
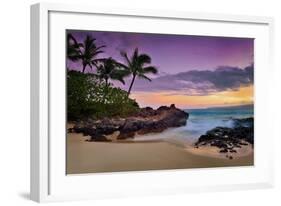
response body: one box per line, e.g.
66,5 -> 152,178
120,51 -> 132,68
138,74 -> 152,81
142,66 -> 158,74
138,54 -> 151,65
132,48 -> 139,62
95,45 -> 106,51
111,73 -> 126,85
132,48 -> 139,67
114,61 -> 130,71
112,69 -> 130,79
67,34 -> 79,45
69,35 -> 106,72
67,33 -> 83,61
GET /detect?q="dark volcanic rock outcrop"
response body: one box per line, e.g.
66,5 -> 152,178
195,117 -> 254,155
69,104 -> 189,141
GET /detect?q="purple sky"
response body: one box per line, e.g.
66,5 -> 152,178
67,30 -> 254,100
67,30 -> 254,75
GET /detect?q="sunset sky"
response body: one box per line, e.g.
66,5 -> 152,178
67,30 -> 254,109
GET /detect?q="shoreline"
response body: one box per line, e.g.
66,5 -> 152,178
66,130 -> 253,174
186,144 -> 253,159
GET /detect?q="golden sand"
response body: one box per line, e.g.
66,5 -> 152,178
66,131 -> 253,174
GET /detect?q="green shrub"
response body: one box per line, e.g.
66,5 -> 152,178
67,70 -> 139,120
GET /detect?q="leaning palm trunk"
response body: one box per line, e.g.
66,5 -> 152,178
127,74 -> 136,96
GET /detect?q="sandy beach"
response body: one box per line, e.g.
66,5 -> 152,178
66,131 -> 254,174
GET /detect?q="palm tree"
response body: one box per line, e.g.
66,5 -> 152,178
119,48 -> 158,95
96,58 -> 129,87
67,34 -> 82,61
67,34 -> 105,73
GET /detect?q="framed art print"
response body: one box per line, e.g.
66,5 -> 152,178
31,3 -> 274,202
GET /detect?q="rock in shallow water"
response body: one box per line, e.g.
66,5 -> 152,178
195,117 -> 254,153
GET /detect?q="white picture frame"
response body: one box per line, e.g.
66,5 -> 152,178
30,2 -> 274,203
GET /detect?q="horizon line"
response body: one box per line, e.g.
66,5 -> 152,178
182,103 -> 254,110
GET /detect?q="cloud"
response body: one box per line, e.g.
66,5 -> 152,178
129,64 -> 253,96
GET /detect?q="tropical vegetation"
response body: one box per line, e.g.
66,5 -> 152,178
67,34 -> 105,73
67,34 -> 158,120
96,58 -> 128,87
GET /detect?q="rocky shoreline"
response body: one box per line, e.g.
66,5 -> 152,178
194,117 -> 254,159
68,105 -> 254,160
68,104 -> 189,141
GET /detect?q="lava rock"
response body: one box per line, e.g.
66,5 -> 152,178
70,104 -> 189,141
195,117 -> 254,152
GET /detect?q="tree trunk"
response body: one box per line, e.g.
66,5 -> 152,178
82,64 -> 86,73
127,74 -> 136,96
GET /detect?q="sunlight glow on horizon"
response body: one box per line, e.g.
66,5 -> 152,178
130,85 -> 254,109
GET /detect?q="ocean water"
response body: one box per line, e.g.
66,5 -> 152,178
134,104 -> 254,146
